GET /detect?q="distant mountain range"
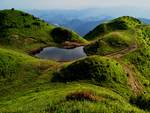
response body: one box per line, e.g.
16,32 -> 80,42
23,6 -> 150,37
43,14 -> 114,37
45,16 -> 150,37
139,18 -> 150,25
23,6 -> 150,19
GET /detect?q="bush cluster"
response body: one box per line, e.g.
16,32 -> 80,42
66,91 -> 104,101
130,92 -> 150,110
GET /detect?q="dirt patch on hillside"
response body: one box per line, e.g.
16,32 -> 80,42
28,46 -> 47,55
84,31 -> 122,50
24,38 -> 35,43
59,41 -> 84,49
118,61 -> 142,93
10,34 -> 19,39
104,33 -> 143,93
105,34 -> 137,59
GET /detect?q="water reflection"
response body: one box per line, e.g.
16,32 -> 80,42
35,46 -> 87,61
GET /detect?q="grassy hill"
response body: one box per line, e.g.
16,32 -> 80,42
0,9 -> 150,112
83,16 -> 150,111
83,16 -> 145,41
84,31 -> 134,56
0,9 -> 87,53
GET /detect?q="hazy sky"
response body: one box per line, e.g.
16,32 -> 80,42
0,0 -> 150,10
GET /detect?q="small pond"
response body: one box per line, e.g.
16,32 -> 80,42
35,46 -> 87,61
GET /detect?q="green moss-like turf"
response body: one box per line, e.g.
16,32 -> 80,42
0,9 -> 150,112
84,31 -> 133,56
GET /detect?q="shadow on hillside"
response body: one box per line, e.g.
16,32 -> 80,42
51,72 -> 67,83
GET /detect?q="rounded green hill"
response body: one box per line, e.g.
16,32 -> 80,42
84,32 -> 133,56
84,16 -> 145,41
52,55 -> 130,97
59,55 -> 127,83
0,9 -> 87,52
51,27 -> 87,43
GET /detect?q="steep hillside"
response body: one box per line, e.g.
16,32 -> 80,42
84,31 -> 133,56
75,19 -> 110,37
0,9 -> 87,52
84,16 -> 145,41
0,48 -> 55,97
1,10 -> 150,112
84,16 -> 146,56
52,55 -> 130,98
83,16 -> 150,111
51,27 -> 87,43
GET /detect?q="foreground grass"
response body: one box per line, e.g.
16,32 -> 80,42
0,82 -> 145,113
0,48 -> 56,97
0,48 -> 146,112
0,10 -> 150,112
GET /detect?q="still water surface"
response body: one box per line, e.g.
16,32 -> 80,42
35,46 -> 87,61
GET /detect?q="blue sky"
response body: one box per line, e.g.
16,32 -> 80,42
0,0 -> 150,10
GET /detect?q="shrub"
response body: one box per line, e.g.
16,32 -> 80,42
51,27 -> 86,43
24,25 -> 31,28
11,8 -> 14,11
66,91 -> 104,101
21,12 -> 30,16
32,22 -> 40,26
129,92 -> 150,110
33,16 -> 37,20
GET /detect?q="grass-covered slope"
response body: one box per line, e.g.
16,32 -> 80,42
83,16 -> 146,56
0,9 -> 54,47
0,48 -> 56,97
0,48 -> 143,113
1,9 -> 150,112
0,82 -> 145,113
52,55 -> 130,98
121,26 -> 150,93
51,27 -> 87,43
84,16 -> 145,41
83,16 -> 150,111
84,31 -> 133,56
0,9 -> 87,52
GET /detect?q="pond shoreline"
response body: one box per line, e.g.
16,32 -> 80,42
35,46 -> 87,61
28,41 -> 85,56
58,41 -> 85,49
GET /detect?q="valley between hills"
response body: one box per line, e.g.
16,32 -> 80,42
1,9 -> 150,112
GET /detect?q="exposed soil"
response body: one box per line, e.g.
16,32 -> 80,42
24,38 -> 35,43
84,31 -> 121,50
43,62 -> 62,73
28,46 -> 46,55
84,35 -> 105,50
104,33 -> 142,93
103,25 -> 150,93
58,41 -> 84,49
105,34 -> 137,59
10,34 -> 19,39
43,60 -> 76,73
116,61 -> 142,93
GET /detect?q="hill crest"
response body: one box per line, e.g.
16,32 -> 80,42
0,9 -> 87,52
84,16 -> 145,41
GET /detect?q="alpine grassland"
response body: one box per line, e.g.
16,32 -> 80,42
0,9 -> 150,112
0,9 -> 86,53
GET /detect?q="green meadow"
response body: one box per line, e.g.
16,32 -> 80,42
0,9 -> 150,112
